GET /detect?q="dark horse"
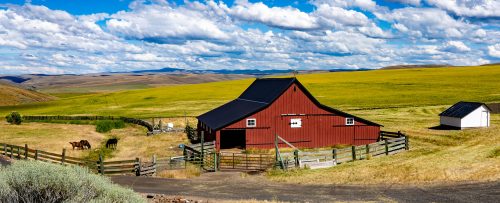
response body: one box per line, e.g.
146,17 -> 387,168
80,140 -> 91,149
69,142 -> 83,150
106,138 -> 118,149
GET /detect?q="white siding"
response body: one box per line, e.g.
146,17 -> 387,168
440,116 -> 461,127
461,105 -> 490,128
440,105 -> 490,128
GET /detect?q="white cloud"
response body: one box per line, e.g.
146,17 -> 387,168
388,0 -> 421,6
311,0 -> 378,11
488,44 -> 500,58
426,0 -> 500,18
376,7 -> 476,39
313,4 -> 370,27
107,4 -> 229,41
441,41 -> 471,53
230,1 -> 319,30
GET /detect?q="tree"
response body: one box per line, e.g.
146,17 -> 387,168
5,112 -> 22,125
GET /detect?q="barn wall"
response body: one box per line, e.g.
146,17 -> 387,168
222,83 -> 380,149
440,116 -> 461,128
461,105 -> 490,128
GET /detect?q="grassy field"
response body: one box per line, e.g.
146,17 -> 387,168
0,83 -> 54,106
0,65 -> 499,184
1,65 -> 499,118
268,106 -> 500,185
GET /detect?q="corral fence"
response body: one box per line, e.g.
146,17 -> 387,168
280,135 -> 409,170
218,152 -> 275,171
0,143 -> 174,176
21,115 -> 190,135
487,103 -> 500,114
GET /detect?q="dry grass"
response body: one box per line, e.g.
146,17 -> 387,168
217,200 -> 289,203
268,105 -> 500,185
0,119 -> 190,161
0,121 -> 104,158
105,126 -> 189,161
157,164 -> 201,179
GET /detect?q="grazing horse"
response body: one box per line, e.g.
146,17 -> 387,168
80,140 -> 91,149
69,142 -> 83,150
106,138 -> 118,149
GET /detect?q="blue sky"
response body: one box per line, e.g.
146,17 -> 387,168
0,0 -> 499,74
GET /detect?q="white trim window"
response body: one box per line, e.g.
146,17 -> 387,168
290,118 -> 302,128
246,118 -> 256,127
346,117 -> 354,125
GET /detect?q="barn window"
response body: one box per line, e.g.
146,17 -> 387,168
290,118 -> 302,128
346,118 -> 354,125
246,118 -> 256,127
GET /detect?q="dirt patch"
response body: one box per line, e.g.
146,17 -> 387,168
112,172 -> 500,202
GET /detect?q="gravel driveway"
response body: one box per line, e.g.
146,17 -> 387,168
111,172 -> 500,202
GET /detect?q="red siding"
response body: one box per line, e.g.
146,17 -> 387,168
218,83 -> 380,149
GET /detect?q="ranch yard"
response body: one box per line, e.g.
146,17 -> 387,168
1,104 -> 499,185
1,65 -> 499,186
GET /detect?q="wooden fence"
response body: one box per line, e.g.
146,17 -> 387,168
218,152 -> 274,171
1,143 -> 166,176
280,136 -> 409,170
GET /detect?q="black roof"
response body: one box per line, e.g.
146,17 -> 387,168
439,101 -> 491,118
197,78 -> 381,130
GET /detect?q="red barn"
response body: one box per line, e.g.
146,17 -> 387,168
197,78 -> 381,150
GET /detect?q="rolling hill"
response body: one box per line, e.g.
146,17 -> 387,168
0,83 -> 55,106
0,64 -> 499,117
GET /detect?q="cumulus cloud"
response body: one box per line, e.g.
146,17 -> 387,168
426,0 -> 500,18
488,44 -> 500,58
0,1 -> 497,75
230,1 -> 319,30
441,41 -> 471,53
107,4 -> 230,42
376,7 -> 476,39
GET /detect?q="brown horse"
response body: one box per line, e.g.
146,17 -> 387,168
69,142 -> 83,150
80,140 -> 91,149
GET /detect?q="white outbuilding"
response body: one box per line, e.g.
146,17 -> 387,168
439,101 -> 491,129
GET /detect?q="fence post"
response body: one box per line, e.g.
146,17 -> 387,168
136,158 -> 142,176
246,153 -> 248,170
99,153 -> 104,175
213,152 -> 218,172
398,131 -> 402,138
365,144 -> 370,159
61,148 -> 66,165
385,139 -> 389,155
293,150 -> 299,167
233,153 -> 235,169
201,131 -> 204,166
9,146 -> 13,159
24,144 -> 28,159
332,149 -> 337,163
17,146 -> 20,159
35,150 -> 39,160
2,143 -> 6,156
259,154 -> 263,170
352,146 -> 356,161
405,136 -> 409,150
152,154 -> 157,176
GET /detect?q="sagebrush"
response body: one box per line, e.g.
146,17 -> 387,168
0,161 -> 145,203
5,112 -> 22,125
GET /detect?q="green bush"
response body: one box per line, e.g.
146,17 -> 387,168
95,120 -> 125,133
5,112 -> 22,125
0,161 -> 145,203
184,124 -> 198,142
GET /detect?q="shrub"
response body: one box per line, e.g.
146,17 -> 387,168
5,112 -> 22,125
0,161 -> 145,203
95,120 -> 125,133
184,124 -> 198,143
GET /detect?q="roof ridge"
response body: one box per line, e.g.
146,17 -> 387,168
236,98 -> 269,104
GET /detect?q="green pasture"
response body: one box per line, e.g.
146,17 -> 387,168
1,65 -> 499,118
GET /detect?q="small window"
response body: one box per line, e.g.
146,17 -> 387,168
290,118 -> 302,128
246,118 -> 256,127
346,118 -> 354,125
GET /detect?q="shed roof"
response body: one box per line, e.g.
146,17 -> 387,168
439,101 -> 491,118
197,78 -> 381,130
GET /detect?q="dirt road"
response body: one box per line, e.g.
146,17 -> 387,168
111,172 -> 500,202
